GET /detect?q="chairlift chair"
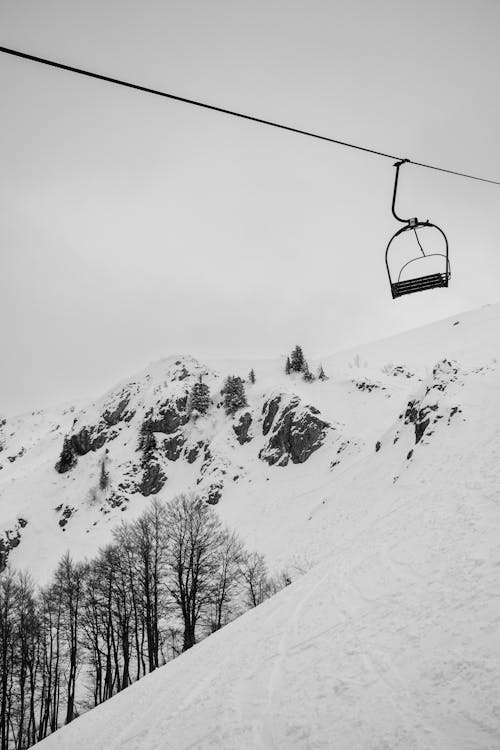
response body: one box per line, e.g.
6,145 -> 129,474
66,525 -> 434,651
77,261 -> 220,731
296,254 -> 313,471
386,160 -> 450,299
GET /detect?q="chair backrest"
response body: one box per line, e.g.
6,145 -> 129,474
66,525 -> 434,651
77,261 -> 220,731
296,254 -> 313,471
386,221 -> 450,286
397,252 -> 450,283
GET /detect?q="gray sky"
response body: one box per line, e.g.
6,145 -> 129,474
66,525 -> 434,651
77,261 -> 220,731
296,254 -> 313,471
1,0 -> 499,416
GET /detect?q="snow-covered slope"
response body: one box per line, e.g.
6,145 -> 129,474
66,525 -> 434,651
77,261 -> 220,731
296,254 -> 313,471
1,304 -> 499,584
36,308 -> 500,750
35,303 -> 500,748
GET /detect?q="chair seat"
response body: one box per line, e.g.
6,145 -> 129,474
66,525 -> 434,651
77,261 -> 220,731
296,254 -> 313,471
391,272 -> 449,299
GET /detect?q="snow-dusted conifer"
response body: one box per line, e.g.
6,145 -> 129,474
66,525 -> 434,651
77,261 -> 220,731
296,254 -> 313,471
302,364 -> 315,382
285,357 -> 291,375
248,369 -> 256,384
99,455 -> 110,490
188,377 -> 211,418
290,345 -> 307,373
318,363 -> 328,381
222,376 -> 248,416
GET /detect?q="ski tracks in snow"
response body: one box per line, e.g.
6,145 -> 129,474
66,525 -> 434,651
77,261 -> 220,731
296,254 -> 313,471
235,569 -> 331,749
347,552 -> 447,748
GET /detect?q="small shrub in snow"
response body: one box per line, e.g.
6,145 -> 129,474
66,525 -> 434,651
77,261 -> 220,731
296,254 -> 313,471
317,364 -> 328,381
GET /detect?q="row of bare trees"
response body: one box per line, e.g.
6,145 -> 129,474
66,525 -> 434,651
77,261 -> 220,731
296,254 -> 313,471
0,493 -> 288,750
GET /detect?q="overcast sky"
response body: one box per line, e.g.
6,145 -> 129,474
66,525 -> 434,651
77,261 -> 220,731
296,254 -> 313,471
1,0 -> 499,416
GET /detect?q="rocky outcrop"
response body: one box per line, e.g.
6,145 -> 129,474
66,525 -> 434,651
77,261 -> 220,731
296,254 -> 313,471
71,426 -> 107,456
185,441 -> 205,464
259,395 -> 330,467
404,400 -> 438,444
55,390 -> 137,473
233,412 -> 253,445
137,459 -> 166,496
143,398 -> 188,435
404,359 -> 460,444
207,483 -> 223,505
102,396 -> 134,426
354,380 -> 386,393
377,359 -> 461,454
55,504 -> 75,529
55,436 -> 78,473
262,397 -> 281,436
55,422 -> 109,472
0,519 -> 27,572
133,399 -> 189,493
162,433 -> 185,461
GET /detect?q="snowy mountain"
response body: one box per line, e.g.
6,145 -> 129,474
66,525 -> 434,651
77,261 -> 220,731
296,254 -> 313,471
3,303 -> 500,748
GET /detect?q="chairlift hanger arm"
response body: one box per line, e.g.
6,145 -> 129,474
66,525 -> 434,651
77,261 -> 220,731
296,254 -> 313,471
391,159 -> 411,224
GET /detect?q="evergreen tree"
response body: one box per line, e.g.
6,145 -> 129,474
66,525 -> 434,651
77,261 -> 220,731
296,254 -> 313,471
248,369 -> 256,384
99,456 -> 110,490
290,345 -> 306,373
285,357 -> 291,375
188,378 -> 210,417
221,376 -> 247,416
318,363 -> 328,381
302,364 -> 315,382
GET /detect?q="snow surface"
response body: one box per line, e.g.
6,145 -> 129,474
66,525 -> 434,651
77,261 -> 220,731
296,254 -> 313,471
25,306 -> 500,750
4,303 -> 500,748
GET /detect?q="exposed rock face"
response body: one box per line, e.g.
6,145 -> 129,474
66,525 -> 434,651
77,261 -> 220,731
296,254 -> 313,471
71,393 -> 136,458
51,367 -> 334,507
138,426 -> 157,453
138,460 -> 166,496
185,441 -> 205,464
207,484 -> 223,505
55,504 -> 75,529
143,399 -> 188,435
262,397 -> 281,436
55,436 -> 78,473
404,400 -> 438,444
377,359 -> 461,454
71,427 -> 106,456
103,396 -> 134,426
56,395 -> 186,475
354,380 -> 386,393
0,519 -> 27,572
132,398 -> 190,494
405,360 -> 459,444
233,412 -> 253,445
162,434 -> 185,461
259,395 -> 330,467
55,423 -> 108,472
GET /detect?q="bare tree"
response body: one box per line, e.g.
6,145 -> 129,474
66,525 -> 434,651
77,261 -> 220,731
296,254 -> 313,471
165,494 -> 223,651
53,554 -> 86,724
207,529 -> 244,633
0,495 -> 280,749
239,551 -> 270,608
0,569 -> 15,750
124,499 -> 169,672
